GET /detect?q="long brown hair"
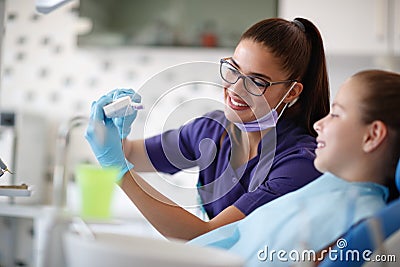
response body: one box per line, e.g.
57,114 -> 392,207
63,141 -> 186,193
354,70 -> 400,201
239,17 -> 330,137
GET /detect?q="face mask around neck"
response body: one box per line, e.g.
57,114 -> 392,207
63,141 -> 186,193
233,82 -> 297,132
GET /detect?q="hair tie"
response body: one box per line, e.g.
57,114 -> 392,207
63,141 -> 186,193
292,19 -> 305,32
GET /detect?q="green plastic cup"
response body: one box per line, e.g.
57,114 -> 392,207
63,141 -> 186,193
75,164 -> 118,220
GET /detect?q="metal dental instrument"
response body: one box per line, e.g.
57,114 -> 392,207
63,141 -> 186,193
0,157 -> 13,177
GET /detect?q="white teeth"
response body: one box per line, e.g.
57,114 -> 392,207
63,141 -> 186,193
317,142 -> 325,148
230,97 -> 247,107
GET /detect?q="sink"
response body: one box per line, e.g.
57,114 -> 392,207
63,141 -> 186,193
63,230 -> 244,267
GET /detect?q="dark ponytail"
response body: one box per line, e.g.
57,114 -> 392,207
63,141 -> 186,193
294,18 -> 330,136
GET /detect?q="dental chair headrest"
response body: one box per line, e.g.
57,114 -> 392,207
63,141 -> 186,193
396,159 -> 400,192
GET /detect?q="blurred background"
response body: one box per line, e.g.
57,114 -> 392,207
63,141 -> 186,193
0,0 -> 399,266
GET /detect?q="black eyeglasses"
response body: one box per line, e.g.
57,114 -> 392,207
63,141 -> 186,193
219,57 -> 296,96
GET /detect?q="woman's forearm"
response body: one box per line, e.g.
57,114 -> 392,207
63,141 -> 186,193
122,139 -> 157,172
120,170 -> 245,240
120,170 -> 210,240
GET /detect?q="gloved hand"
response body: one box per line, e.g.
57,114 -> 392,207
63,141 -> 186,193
107,89 -> 141,139
85,94 -> 134,181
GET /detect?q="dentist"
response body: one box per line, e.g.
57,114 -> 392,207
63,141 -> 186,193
86,17 -> 330,240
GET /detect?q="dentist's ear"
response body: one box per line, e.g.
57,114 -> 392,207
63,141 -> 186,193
363,120 -> 388,153
285,82 -> 303,107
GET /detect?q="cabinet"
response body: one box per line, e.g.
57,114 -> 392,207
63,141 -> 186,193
78,0 -> 278,48
279,0 -> 400,55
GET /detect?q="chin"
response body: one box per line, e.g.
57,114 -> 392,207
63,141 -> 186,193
314,158 -> 327,173
223,107 -> 241,123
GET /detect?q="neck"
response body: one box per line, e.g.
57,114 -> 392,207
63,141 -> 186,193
230,130 -> 265,169
241,129 -> 271,158
336,158 -> 387,185
243,131 -> 262,146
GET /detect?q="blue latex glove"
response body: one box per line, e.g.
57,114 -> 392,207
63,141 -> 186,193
85,94 -> 134,181
107,89 -> 141,139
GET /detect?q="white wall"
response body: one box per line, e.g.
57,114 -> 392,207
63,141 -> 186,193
279,0 -> 400,98
0,0 -> 231,211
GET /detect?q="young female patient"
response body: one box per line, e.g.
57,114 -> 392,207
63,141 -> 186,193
188,69 -> 400,266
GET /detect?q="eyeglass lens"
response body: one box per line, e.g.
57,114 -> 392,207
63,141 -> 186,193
220,61 -> 265,96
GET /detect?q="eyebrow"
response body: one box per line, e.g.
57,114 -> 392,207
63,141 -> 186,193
231,58 -> 272,81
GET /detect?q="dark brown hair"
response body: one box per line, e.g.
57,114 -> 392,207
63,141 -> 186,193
239,17 -> 330,137
354,69 -> 400,201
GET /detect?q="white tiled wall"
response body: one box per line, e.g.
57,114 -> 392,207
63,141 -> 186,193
0,0 -> 231,211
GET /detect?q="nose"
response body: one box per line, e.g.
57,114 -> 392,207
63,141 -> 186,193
227,76 -> 247,96
313,117 -> 323,133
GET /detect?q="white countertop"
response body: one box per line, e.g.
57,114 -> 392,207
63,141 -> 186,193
0,202 -> 161,237
0,204 -> 75,224
0,203 -> 54,218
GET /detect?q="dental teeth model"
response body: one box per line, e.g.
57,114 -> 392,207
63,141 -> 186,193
103,96 -> 144,118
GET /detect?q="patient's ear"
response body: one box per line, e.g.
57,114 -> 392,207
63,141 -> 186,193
363,120 -> 388,153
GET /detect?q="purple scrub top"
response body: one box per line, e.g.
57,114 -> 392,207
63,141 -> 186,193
145,110 -> 321,219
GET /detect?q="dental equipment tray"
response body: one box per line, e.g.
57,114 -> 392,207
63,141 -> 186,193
0,184 -> 32,197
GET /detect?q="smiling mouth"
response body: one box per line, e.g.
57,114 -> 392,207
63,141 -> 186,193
227,95 -> 249,110
316,141 -> 326,149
